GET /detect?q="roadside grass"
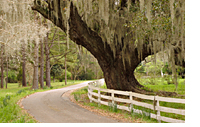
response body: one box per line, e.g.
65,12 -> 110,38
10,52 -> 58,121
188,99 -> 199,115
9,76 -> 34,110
72,78 -> 185,123
0,80 -> 85,123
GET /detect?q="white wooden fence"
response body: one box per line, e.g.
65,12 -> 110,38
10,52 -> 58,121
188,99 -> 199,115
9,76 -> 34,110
87,81 -> 185,123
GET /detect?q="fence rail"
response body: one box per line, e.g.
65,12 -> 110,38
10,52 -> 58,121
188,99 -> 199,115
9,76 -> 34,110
87,81 -> 185,123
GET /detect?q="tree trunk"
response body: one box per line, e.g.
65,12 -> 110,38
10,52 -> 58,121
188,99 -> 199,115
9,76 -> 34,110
39,40 -> 44,88
99,52 -> 150,93
32,42 -> 39,89
22,60 -> 27,87
45,35 -> 51,87
6,56 -> 8,89
22,43 -> 27,87
1,44 -> 4,88
64,54 -> 67,85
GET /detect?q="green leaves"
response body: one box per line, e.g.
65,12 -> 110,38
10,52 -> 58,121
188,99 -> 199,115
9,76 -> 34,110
50,64 -> 63,77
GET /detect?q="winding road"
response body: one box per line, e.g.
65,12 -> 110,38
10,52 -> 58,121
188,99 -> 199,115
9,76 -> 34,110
21,81 -> 120,123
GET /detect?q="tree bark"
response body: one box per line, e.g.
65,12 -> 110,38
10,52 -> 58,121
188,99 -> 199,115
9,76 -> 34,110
32,42 -> 39,89
22,59 -> 27,87
22,42 -> 27,87
45,35 -> 51,87
1,44 -> 4,88
39,40 -> 44,88
64,54 -> 67,85
6,56 -> 8,89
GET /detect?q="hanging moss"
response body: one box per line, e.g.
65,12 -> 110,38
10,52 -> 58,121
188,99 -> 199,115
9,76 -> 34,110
0,0 -> 49,55
70,0 -> 184,84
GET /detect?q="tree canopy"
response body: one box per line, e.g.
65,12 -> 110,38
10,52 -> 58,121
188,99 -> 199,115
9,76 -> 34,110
0,0 -> 184,95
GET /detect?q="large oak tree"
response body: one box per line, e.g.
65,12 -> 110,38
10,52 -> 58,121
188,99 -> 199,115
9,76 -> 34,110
32,0 -> 184,94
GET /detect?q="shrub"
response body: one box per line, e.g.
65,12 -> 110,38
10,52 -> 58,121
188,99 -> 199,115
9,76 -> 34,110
77,69 -> 95,80
8,71 -> 18,83
57,70 -> 72,82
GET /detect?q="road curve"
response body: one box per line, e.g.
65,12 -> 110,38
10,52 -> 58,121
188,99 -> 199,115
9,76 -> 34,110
21,81 -> 120,123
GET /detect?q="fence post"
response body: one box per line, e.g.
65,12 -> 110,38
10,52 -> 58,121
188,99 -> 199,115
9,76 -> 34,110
98,88 -> 101,106
89,85 -> 92,103
129,92 -> 133,112
94,81 -> 97,87
156,95 -> 161,123
111,91 -> 114,105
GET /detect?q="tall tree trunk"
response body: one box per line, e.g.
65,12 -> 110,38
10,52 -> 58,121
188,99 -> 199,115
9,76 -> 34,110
22,59 -> 27,87
32,42 -> 39,89
22,42 -> 27,87
6,56 -> 8,89
45,35 -> 51,87
1,44 -> 4,88
39,40 -> 44,88
64,54 -> 67,85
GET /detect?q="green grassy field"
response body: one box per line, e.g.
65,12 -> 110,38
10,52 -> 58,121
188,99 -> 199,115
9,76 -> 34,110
142,78 -> 185,95
0,80 -> 85,123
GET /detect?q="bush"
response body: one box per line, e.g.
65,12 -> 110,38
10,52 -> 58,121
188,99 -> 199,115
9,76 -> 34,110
57,70 -> 72,82
77,69 -> 95,80
8,71 -> 18,83
162,62 -> 172,75
135,63 -> 146,73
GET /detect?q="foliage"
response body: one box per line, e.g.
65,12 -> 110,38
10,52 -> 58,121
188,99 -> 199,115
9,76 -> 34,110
17,68 -> 23,83
77,69 -> 95,80
8,71 -> 18,83
57,70 -> 72,82
135,63 -> 146,73
176,66 -> 185,78
50,64 -> 63,79
162,62 -> 172,75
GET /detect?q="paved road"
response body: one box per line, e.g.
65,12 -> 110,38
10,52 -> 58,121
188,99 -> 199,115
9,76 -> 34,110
22,81 -> 120,123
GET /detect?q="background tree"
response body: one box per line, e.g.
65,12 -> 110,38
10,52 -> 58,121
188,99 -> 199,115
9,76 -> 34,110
39,38 -> 44,88
50,64 -> 63,82
0,0 -> 50,89
0,44 -> 4,88
21,41 -> 27,87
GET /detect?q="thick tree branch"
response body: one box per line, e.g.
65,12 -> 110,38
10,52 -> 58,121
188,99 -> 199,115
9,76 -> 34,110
32,0 -> 49,18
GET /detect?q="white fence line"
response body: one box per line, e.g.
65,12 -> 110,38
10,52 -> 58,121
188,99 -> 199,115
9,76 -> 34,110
87,80 -> 185,123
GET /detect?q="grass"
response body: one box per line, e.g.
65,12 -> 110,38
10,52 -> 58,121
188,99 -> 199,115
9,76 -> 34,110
0,80 -> 85,123
141,78 -> 185,96
72,77 -> 185,123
